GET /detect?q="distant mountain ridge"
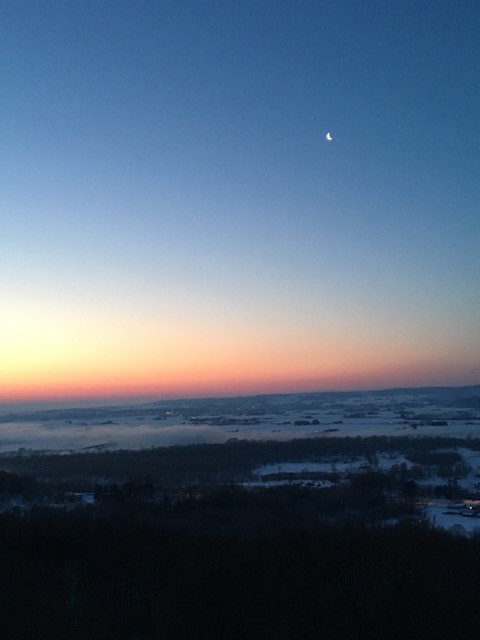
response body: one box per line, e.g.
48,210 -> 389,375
0,384 -> 478,423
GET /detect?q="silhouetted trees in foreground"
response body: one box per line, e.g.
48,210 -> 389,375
1,435 -> 480,638
0,504 -> 480,639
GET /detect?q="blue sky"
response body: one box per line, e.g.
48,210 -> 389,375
1,0 -> 479,400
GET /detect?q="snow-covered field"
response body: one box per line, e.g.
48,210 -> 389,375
0,407 -> 478,452
252,452 -> 413,477
1,393 -> 479,538
247,451 -> 480,536
423,501 -> 480,536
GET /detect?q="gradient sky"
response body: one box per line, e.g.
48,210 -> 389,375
2,0 -> 479,402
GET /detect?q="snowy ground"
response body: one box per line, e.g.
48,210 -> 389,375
423,501 -> 480,536
252,453 -> 412,477
0,407 -> 479,452
1,398 -> 480,538
250,455 -> 480,536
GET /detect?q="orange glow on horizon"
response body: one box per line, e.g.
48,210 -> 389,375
2,358 -> 478,404
2,298 -> 478,404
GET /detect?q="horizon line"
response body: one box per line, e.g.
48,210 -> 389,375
1,382 -> 479,414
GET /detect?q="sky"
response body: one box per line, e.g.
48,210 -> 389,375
1,0 -> 479,403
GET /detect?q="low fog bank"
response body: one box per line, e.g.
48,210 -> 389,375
1,385 -> 479,453
0,420 -> 229,452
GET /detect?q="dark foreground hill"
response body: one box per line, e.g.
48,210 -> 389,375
1,509 -> 479,640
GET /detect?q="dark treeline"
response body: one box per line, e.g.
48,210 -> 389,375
1,435 -> 479,638
1,435 -> 478,486
1,507 -> 480,639
93,480 -> 412,533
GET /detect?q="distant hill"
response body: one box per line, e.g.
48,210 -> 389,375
0,384 -> 479,423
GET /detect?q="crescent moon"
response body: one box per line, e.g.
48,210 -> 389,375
326,132 -> 333,141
